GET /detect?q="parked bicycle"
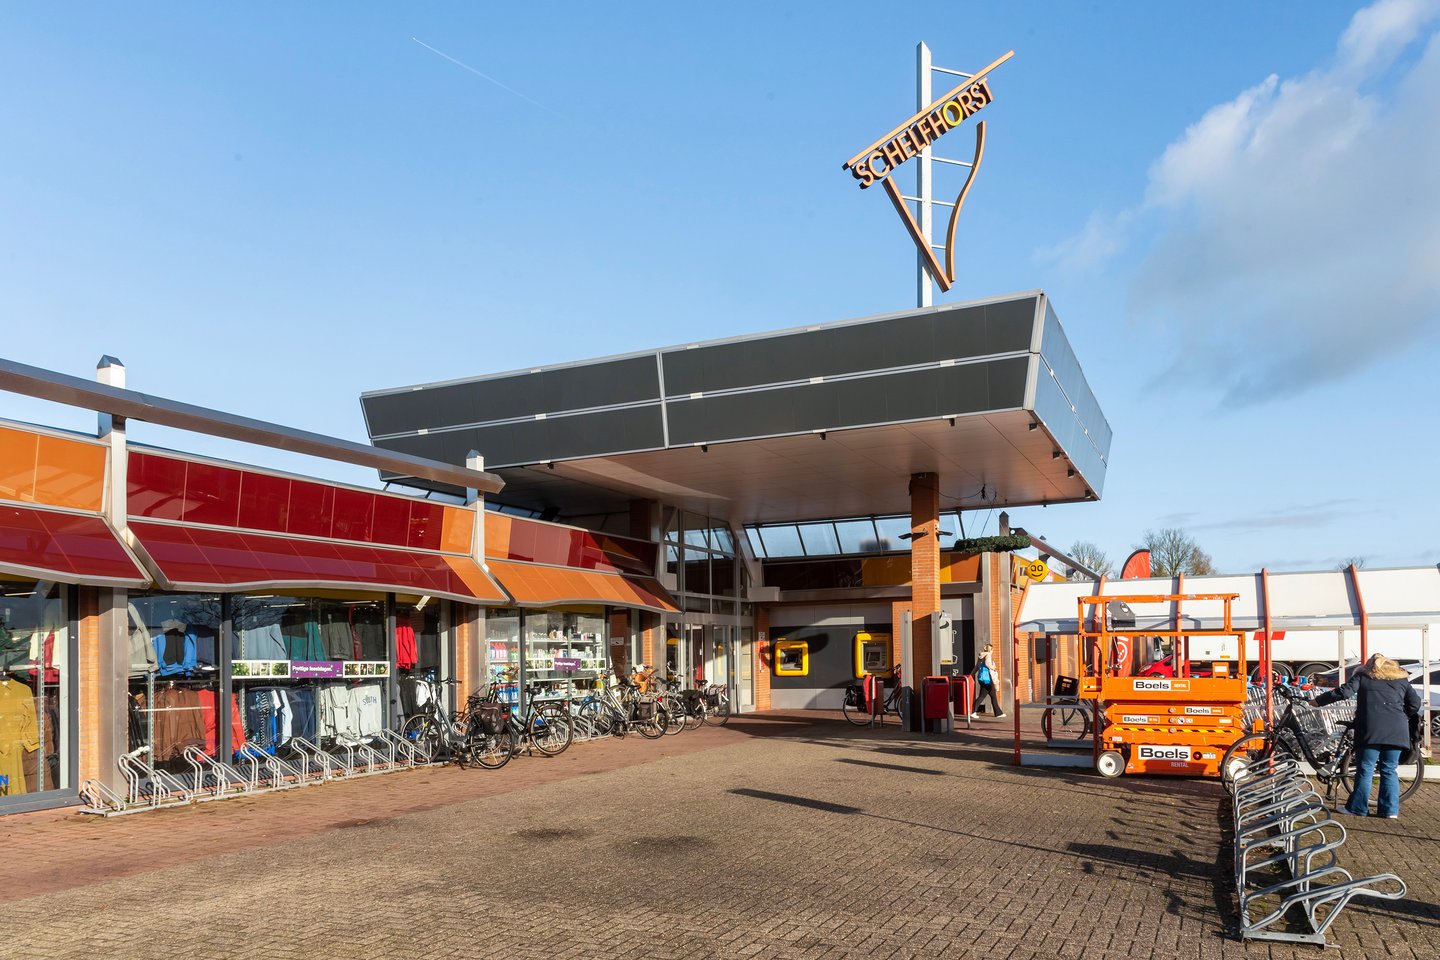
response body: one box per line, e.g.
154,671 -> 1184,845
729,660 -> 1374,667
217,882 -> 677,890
842,669 -> 903,726
478,679 -> 575,759
402,678 -> 506,768
701,678 -> 731,726
574,670 -> 665,740
1220,683 -> 1425,809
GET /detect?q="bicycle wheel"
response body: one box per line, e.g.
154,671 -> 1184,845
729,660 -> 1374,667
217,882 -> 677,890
471,729 -> 513,769
1041,705 -> 1090,741
842,691 -> 873,726
529,704 -> 574,757
660,695 -> 685,736
1339,743 -> 1425,808
402,714 -> 442,762
704,691 -> 731,726
578,699 -> 621,740
683,697 -> 706,730
635,704 -> 665,739
1220,731 -> 1286,787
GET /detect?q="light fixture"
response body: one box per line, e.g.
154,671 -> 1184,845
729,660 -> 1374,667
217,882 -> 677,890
701,444 -> 709,453
819,431 -> 827,440
947,417 -> 956,427
1028,422 -> 1039,431
898,529 -> 953,541
1066,467 -> 1075,478
1051,450 -> 1062,460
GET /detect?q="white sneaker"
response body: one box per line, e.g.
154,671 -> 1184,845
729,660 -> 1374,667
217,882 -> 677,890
995,713 -> 1008,719
968,712 -> 979,719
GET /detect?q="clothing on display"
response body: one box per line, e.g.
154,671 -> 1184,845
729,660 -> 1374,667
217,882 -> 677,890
281,612 -> 325,661
127,604 -> 158,677
133,685 -> 207,762
320,610 -> 352,661
196,689 -> 245,756
351,606 -> 385,661
395,621 -> 417,670
319,682 -> 385,743
235,622 -> 286,660
0,678 -> 39,797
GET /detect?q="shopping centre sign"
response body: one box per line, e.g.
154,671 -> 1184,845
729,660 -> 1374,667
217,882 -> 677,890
842,50 -> 1014,293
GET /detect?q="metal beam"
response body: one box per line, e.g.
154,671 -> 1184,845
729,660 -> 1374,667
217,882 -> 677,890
0,356 -> 504,494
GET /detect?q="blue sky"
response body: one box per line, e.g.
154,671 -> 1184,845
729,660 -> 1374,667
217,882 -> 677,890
2,1 -> 1436,573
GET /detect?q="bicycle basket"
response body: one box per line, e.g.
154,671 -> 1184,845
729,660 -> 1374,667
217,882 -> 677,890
843,684 -> 863,708
477,704 -> 508,736
704,690 -> 722,708
682,689 -> 704,708
1052,676 -> 1080,698
635,699 -> 658,721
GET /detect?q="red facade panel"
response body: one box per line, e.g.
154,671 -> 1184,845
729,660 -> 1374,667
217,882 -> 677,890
130,521 -> 502,602
0,506 -> 147,585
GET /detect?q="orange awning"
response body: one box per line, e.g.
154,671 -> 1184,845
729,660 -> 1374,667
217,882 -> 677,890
485,559 -> 678,613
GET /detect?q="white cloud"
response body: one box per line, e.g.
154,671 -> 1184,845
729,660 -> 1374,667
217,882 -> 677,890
1047,0 -> 1440,405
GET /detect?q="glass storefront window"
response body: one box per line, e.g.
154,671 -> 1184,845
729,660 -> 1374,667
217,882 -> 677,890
527,608 -> 604,700
230,594 -> 390,755
127,591 -> 222,774
1,580 -> 69,801
486,608 -> 521,681
397,601 -> 448,725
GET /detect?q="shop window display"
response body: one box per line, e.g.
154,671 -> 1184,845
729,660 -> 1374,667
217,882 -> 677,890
230,595 -> 390,754
528,608 -> 605,700
126,592 -> 224,776
397,601 -> 448,725
0,579 -> 69,800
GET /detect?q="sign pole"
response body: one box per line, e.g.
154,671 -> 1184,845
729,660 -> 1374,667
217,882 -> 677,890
916,42 -> 934,309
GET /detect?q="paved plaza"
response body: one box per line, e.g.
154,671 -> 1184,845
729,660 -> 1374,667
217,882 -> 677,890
3,714 -> 1436,959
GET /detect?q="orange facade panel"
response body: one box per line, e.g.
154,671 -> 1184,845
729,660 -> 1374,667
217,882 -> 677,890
0,425 -> 107,512
439,506 -> 475,555
486,559 -> 678,613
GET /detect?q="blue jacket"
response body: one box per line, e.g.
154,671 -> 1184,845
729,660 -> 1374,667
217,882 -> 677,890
1315,673 -> 1421,749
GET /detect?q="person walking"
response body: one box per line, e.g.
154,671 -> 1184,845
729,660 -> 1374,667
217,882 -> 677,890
1314,653 -> 1421,818
970,643 -> 1006,719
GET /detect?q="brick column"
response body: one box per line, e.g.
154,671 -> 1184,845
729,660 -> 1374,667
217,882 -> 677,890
909,473 -> 941,726
76,587 -> 102,783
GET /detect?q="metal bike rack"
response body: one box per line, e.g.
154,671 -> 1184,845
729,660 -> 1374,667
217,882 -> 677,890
289,737 -> 338,782
1228,758 -> 1407,944
183,745 -> 250,801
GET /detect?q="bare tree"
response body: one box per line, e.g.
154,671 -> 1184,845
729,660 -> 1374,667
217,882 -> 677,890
1336,556 -> 1366,570
1065,540 -> 1114,579
1139,528 -> 1215,576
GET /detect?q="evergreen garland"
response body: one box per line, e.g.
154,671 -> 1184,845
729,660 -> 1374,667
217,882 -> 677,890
950,533 -> 1032,555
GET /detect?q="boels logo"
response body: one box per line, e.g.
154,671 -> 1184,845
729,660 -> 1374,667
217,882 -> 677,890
1136,745 -> 1197,763
1133,678 -> 1190,692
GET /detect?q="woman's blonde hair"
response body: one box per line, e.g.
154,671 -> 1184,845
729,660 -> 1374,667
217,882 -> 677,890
1364,653 -> 1409,681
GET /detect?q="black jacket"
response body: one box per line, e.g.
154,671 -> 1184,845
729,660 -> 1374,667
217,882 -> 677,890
1315,673 -> 1421,749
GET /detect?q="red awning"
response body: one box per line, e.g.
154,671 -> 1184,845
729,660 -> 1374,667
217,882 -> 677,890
485,559 -> 678,613
0,505 -> 148,587
130,520 -> 508,603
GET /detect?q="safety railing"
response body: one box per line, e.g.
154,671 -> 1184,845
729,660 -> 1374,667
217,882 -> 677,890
1228,756 -> 1406,944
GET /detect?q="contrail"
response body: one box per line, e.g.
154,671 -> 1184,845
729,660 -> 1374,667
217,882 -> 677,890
411,37 -> 563,118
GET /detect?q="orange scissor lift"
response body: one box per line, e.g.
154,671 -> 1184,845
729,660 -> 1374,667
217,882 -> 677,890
1080,593 -> 1249,778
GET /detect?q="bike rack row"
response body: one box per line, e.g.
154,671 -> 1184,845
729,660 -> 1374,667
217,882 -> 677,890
78,730 -> 433,817
1228,756 -> 1406,944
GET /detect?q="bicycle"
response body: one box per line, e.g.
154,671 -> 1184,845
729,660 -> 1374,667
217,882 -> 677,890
478,680 -> 575,758
401,678 -> 503,768
1220,684 -> 1425,811
842,669 -> 903,726
664,675 -> 708,731
700,678 -> 731,726
1040,676 -> 1095,741
575,671 -> 664,740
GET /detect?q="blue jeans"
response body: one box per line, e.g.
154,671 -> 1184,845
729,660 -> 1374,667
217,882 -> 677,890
1345,746 -> 1403,817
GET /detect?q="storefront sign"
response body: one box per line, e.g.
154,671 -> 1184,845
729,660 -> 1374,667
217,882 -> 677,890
231,660 -> 290,679
841,49 -> 1014,293
1024,559 -> 1050,581
553,656 -> 582,673
290,661 -> 344,679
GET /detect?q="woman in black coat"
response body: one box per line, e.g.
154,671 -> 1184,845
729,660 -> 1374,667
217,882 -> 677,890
1314,653 -> 1421,818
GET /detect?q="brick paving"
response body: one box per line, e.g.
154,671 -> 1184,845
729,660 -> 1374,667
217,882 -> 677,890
2,712 -> 1436,959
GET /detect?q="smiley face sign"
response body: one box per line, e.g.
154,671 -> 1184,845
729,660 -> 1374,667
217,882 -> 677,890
1024,559 -> 1050,581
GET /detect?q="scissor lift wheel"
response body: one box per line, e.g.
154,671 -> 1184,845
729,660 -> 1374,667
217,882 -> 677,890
1096,749 -> 1126,778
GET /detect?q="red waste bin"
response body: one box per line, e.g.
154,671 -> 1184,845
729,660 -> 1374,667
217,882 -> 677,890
863,674 -> 883,716
951,675 -> 975,717
922,676 -> 952,720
